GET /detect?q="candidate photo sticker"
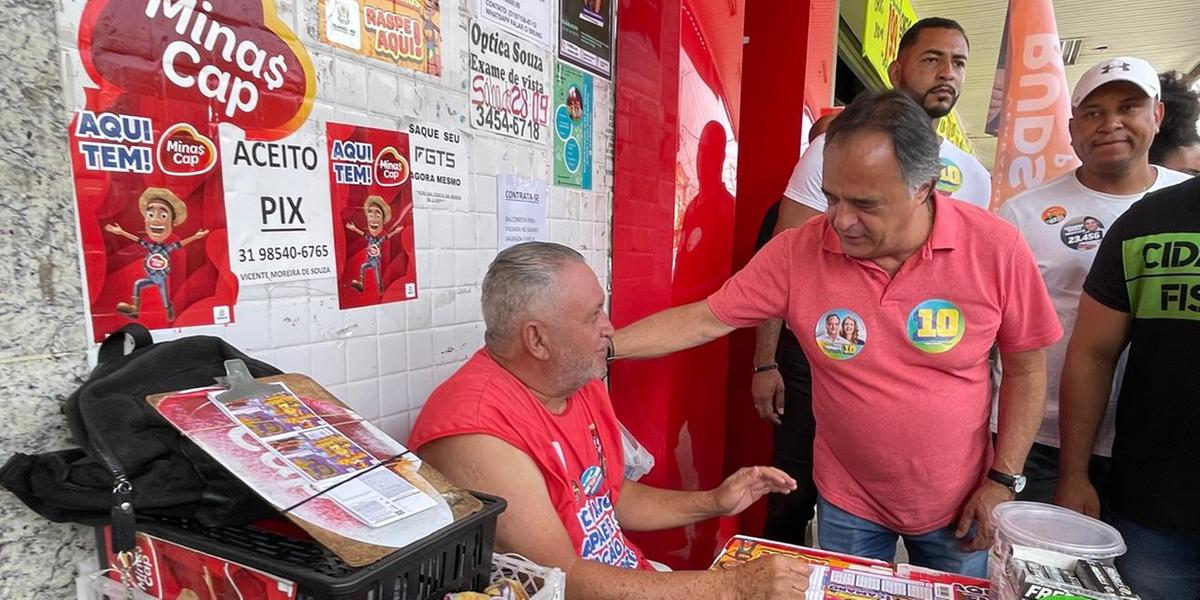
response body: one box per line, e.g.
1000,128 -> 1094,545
907,299 -> 964,353
1060,215 -> 1105,251
814,309 -> 867,360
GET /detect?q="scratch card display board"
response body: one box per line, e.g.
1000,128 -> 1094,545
149,373 -> 480,566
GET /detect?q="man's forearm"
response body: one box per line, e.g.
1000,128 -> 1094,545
754,319 -> 782,366
612,301 -> 734,360
1058,351 -> 1117,480
616,481 -> 720,531
995,352 -> 1047,474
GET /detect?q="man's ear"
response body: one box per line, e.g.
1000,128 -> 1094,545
522,321 -> 552,360
887,59 -> 902,88
1153,100 -> 1165,132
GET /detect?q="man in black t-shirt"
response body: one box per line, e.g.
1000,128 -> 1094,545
1059,176 -> 1200,599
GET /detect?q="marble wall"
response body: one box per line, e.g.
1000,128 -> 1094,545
0,0 -> 96,596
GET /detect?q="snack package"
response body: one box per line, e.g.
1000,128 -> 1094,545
444,577 -> 530,600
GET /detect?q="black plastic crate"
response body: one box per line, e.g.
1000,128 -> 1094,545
96,492 -> 507,600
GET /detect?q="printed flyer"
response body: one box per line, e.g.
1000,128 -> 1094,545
326,122 -> 419,309
67,0 -> 316,340
469,20 -> 551,143
477,0 -> 552,47
497,175 -> 548,250
220,121 -> 337,285
319,0 -> 442,76
553,62 -> 593,189
407,122 -> 469,207
559,0 -> 613,78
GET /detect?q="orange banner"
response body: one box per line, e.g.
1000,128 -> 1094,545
989,0 -> 1079,211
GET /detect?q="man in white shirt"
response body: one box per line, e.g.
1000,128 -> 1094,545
996,57 -> 1190,505
776,17 -> 991,228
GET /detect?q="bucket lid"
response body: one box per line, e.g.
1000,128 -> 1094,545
992,502 -> 1126,558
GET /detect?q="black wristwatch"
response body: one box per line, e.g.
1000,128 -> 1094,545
987,469 -> 1027,494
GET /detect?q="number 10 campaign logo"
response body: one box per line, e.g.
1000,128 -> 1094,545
907,299 -> 965,353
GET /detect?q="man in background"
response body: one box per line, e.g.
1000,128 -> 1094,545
996,57 -> 1189,503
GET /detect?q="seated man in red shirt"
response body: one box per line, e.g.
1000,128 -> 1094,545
410,241 -> 811,599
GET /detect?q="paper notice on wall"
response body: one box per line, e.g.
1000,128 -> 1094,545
498,175 -> 548,250
477,0 -> 552,48
559,0 -> 613,79
221,122 -> 336,285
407,122 -> 468,207
469,20 -> 551,144
553,62 -> 593,189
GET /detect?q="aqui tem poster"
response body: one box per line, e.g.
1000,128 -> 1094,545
469,20 -> 551,143
553,62 -> 593,189
319,0 -> 442,76
326,123 -> 418,310
221,121 -> 336,285
68,0 -> 316,341
558,0 -> 613,79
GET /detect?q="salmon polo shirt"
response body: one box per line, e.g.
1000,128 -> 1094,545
708,193 -> 1061,534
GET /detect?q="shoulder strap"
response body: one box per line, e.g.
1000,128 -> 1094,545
97,324 -> 153,365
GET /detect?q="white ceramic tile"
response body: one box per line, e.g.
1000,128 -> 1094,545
308,342 -> 347,386
378,332 -> 408,375
345,378 -> 381,421
346,337 -> 380,381
407,368 -> 435,410
431,289 -> 456,327
407,329 -> 433,370
379,372 -> 410,415
269,298 -> 310,348
380,411 -> 411,444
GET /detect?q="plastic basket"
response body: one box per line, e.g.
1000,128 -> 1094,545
489,553 -> 565,600
94,492 -> 506,600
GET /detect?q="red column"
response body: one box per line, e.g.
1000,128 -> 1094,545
611,0 -> 834,568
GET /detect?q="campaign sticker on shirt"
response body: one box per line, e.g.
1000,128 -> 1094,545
1041,206 -> 1066,225
906,299 -> 965,353
1060,215 -> 1105,251
580,465 -> 604,496
814,309 -> 867,360
937,157 -> 964,194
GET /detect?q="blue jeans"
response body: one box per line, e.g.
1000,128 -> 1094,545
1109,510 -> 1200,600
817,496 -> 988,577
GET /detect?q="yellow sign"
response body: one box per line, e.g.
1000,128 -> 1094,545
861,0 -> 972,153
318,0 -> 442,76
862,0 -> 917,84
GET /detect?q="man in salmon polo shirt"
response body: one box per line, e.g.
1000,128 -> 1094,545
409,242 -> 813,598
612,92 -> 1061,577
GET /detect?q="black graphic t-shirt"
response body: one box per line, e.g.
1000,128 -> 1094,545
1083,176 -> 1200,535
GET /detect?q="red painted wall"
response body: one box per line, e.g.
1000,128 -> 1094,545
611,0 -> 836,568
721,0 -> 838,537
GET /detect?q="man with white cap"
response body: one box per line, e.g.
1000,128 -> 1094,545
996,57 -> 1189,506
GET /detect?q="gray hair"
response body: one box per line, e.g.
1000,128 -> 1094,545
482,241 -> 587,347
824,91 -> 941,190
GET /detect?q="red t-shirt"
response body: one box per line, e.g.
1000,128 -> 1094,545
708,193 -> 1061,534
409,350 -> 650,569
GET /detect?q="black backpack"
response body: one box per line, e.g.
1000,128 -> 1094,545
1,325 -> 279,549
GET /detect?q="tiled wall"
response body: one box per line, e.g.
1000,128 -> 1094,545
0,0 -> 613,596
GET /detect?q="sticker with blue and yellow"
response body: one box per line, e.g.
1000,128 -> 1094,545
906,299 -> 965,353
937,157 -> 963,194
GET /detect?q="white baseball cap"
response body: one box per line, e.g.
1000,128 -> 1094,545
1071,57 -> 1160,107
